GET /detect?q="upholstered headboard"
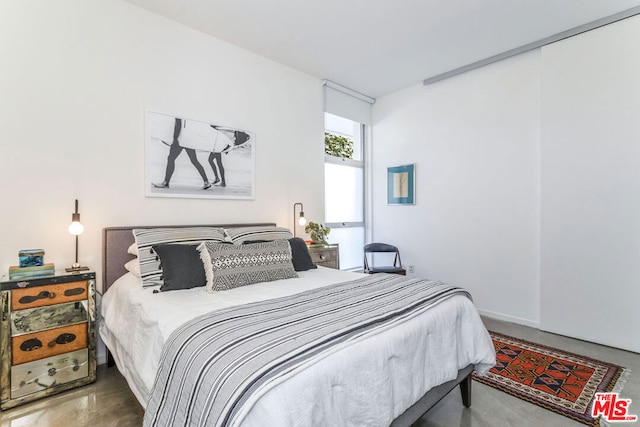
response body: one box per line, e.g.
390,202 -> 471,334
102,223 -> 276,292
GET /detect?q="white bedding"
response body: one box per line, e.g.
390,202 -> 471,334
100,267 -> 495,426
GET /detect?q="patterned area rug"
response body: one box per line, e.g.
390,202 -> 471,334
473,331 -> 630,426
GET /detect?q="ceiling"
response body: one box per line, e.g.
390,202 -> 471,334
124,0 -> 640,99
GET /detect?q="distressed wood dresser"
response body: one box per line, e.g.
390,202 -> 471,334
0,271 -> 96,409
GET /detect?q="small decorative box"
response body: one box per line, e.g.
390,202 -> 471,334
18,249 -> 45,268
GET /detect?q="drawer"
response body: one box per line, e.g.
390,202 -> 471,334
309,247 -> 339,269
11,301 -> 88,336
309,249 -> 337,264
316,260 -> 338,269
11,348 -> 89,399
12,323 -> 87,365
11,281 -> 88,310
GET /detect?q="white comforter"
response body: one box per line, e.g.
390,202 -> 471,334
100,268 -> 495,426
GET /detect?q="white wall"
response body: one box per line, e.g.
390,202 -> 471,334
372,51 -> 541,327
0,0 -> 325,288
372,15 -> 640,350
540,15 -> 640,353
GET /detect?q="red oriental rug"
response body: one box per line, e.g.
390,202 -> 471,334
472,331 -> 630,426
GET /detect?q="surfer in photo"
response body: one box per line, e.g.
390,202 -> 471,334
153,118 -> 211,190
207,126 -> 251,188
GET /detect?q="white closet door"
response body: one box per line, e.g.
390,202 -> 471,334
540,15 -> 640,353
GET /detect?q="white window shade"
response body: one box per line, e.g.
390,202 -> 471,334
328,227 -> 365,271
325,162 -> 364,223
323,82 -> 374,126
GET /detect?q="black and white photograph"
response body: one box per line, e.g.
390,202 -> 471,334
145,111 -> 255,199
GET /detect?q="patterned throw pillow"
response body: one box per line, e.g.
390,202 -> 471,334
132,227 -> 227,287
198,240 -> 298,292
224,226 -> 293,244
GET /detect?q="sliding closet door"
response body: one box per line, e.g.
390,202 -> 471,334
540,15 -> 640,352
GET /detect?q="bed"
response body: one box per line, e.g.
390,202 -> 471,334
100,223 -> 495,426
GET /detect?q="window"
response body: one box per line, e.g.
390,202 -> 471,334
324,112 -> 365,270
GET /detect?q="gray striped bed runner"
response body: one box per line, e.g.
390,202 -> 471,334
143,274 -> 471,427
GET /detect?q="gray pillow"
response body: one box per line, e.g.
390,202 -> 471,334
288,237 -> 317,271
198,240 -> 298,292
152,244 -> 207,292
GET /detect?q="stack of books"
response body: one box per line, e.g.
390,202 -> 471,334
9,263 -> 55,280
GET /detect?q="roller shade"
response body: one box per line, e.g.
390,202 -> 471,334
323,80 -> 374,125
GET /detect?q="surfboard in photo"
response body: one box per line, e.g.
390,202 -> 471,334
145,110 -> 255,200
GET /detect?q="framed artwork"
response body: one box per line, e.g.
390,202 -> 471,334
145,111 -> 255,199
387,164 -> 415,205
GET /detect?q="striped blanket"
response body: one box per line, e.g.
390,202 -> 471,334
143,274 -> 472,427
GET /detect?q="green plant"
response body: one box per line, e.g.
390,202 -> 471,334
304,221 -> 331,245
324,132 -> 354,159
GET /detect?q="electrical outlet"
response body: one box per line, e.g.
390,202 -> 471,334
407,265 -> 414,274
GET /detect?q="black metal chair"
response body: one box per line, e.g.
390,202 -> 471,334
363,243 -> 406,275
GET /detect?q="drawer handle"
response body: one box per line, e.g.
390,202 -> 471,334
18,290 -> 56,304
48,333 -> 77,347
64,288 -> 85,297
1,294 -> 7,322
20,338 -> 43,352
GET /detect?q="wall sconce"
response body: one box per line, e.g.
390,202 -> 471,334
65,199 -> 89,272
293,202 -> 307,237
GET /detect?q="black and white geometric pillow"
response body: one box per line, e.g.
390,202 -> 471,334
198,240 -> 298,292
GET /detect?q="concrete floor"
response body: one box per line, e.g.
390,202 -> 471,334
1,317 -> 637,427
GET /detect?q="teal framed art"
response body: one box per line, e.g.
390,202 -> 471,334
387,164 -> 415,205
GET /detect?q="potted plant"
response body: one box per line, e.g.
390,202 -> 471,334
304,222 -> 331,246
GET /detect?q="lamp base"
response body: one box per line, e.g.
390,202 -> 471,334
65,265 -> 90,273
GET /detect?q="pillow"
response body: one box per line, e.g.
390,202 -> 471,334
152,244 -> 207,292
133,227 -> 226,287
288,237 -> 317,271
124,258 -> 141,278
198,240 -> 298,292
224,226 -> 293,244
127,243 -> 138,256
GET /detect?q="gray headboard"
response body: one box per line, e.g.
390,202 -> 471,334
102,223 -> 277,292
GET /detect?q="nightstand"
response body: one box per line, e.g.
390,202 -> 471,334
308,244 -> 340,269
0,271 -> 97,409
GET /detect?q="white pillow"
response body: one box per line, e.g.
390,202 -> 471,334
127,243 -> 138,256
124,258 -> 141,278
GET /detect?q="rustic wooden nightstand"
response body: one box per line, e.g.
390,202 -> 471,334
0,271 -> 97,409
308,244 -> 340,269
